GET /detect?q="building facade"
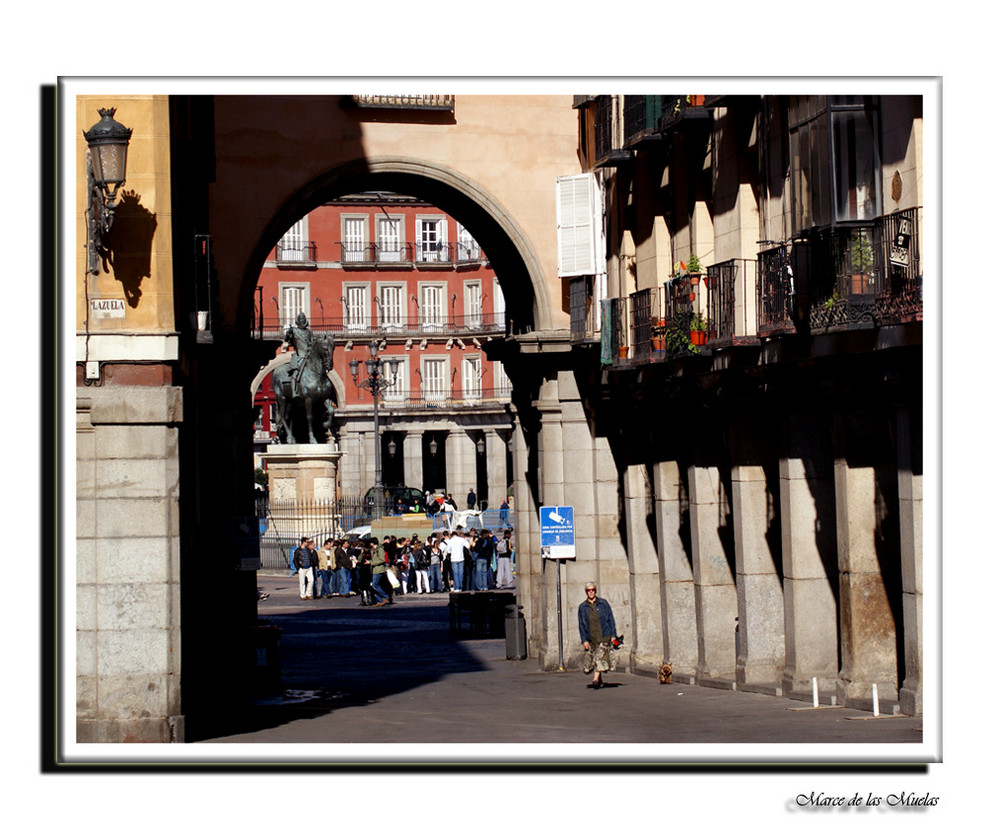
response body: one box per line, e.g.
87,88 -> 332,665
249,195 -> 513,505
517,94 -> 924,713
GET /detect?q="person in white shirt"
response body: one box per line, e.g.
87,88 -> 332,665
446,529 -> 470,591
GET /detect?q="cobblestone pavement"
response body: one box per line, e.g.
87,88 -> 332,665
200,574 -> 926,762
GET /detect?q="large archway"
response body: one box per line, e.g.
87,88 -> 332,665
237,157 -> 554,341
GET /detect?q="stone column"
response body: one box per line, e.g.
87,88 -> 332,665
834,412 -> 900,709
731,463 -> 785,688
486,428 -> 508,511
780,416 -> 839,700
334,423 -> 370,497
653,460 -> 698,678
445,426 -> 477,501
689,462 -> 738,686
77,387 -> 183,743
402,428 -> 423,490
624,463 -> 665,674
534,377 -> 566,671
897,405 -> 923,716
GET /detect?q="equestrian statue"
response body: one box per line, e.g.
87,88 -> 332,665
272,312 -> 335,444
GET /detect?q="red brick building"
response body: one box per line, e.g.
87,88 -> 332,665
250,192 -> 513,504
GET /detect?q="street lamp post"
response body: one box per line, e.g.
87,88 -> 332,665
349,340 -> 399,519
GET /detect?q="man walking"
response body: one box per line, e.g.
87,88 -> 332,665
577,582 -> 618,689
293,537 -> 314,600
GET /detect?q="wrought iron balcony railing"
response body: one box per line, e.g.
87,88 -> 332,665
252,311 -> 506,342
806,208 -> 922,331
378,386 -> 514,410
337,241 -> 485,266
275,241 -> 317,264
570,276 -> 600,342
600,209 -> 921,367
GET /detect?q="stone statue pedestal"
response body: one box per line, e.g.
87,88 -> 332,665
265,443 -> 342,503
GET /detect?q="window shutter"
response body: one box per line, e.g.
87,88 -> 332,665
556,174 -> 599,277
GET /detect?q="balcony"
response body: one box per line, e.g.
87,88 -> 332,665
805,208 -> 922,332
337,241 -> 487,268
382,386 -> 514,411
657,95 -> 712,132
600,207 -> 922,368
570,276 -> 600,343
351,94 -> 455,111
251,311 -> 506,342
275,240 -> 317,266
593,95 -> 633,167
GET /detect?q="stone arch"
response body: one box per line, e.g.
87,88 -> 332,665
238,156 -> 552,338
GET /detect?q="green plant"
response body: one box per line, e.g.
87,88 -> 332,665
849,232 -> 874,275
254,467 -> 269,489
664,322 -> 702,355
671,254 -> 703,281
689,312 -> 708,331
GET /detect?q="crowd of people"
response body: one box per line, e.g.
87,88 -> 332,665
291,527 -> 516,606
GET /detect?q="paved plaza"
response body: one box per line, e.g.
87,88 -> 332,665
199,573 -> 925,761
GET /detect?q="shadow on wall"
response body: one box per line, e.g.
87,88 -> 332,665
102,189 -> 158,307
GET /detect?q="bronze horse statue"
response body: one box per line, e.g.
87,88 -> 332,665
271,334 -> 335,444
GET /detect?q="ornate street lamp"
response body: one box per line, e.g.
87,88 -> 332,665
349,340 -> 399,519
83,108 -> 132,274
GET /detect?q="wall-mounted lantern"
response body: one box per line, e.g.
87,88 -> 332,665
83,108 -> 132,274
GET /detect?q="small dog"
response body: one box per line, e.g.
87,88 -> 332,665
658,662 -> 673,684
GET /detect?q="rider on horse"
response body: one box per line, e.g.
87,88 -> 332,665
284,312 -> 313,400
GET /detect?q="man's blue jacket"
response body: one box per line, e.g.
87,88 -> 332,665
578,597 -> 617,643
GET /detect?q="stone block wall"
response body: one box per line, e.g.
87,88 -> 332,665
76,386 -> 183,743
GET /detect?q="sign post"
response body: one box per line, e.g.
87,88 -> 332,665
540,506 -> 575,670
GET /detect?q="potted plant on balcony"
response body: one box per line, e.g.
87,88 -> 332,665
850,236 -> 875,295
689,312 -> 708,346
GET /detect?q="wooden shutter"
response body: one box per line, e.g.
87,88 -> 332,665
556,174 -> 599,277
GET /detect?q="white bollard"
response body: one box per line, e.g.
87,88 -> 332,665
812,677 -> 819,708
872,683 -> 880,717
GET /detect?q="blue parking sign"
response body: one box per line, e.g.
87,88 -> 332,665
540,506 -> 575,558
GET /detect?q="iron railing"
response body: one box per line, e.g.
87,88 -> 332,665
382,387 -> 514,410
337,241 -> 486,266
600,207 -> 921,365
275,241 -> 317,263
705,258 -> 758,344
252,311 -> 506,341
757,243 -> 798,336
570,276 -> 600,342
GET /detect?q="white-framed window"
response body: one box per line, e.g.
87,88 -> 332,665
279,283 -> 309,328
342,215 -> 369,263
493,277 -> 506,328
343,284 -> 370,331
456,223 -> 480,261
377,283 -> 405,329
421,357 -> 448,403
419,283 -> 446,332
277,218 -> 310,262
462,355 -> 482,402
417,216 -> 447,262
464,280 -> 482,328
494,359 -> 512,399
383,356 -> 408,404
377,216 -> 405,262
